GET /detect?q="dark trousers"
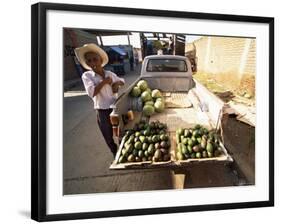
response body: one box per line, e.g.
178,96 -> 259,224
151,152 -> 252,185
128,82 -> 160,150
96,109 -> 117,156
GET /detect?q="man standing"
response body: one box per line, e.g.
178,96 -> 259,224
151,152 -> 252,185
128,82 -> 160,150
75,43 -> 125,157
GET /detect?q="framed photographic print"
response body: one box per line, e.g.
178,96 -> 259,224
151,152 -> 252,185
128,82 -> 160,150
31,2 -> 274,222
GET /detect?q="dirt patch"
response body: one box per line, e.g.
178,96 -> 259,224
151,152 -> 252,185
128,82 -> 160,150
193,72 -> 255,104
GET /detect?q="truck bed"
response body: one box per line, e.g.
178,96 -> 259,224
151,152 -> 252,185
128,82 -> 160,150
110,90 -> 233,170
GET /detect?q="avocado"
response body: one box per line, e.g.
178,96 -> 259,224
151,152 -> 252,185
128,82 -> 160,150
201,139 -> 207,149
152,135 -> 159,143
132,149 -> 139,157
176,128 -> 184,135
207,151 -> 213,158
206,142 -> 214,153
144,150 -> 149,157
196,137 -> 202,144
181,143 -> 188,154
127,154 -> 135,162
190,152 -> 196,159
154,142 -> 160,149
143,129 -> 150,136
177,151 -> 184,160
187,145 -> 193,153
154,149 -> 162,159
118,155 -> 126,163
202,151 -> 208,158
139,135 -> 146,143
196,152 -> 202,158
184,129 -> 190,137
142,142 -> 149,151
182,138 -> 188,145
148,144 -> 155,155
138,150 -> 144,158
188,138 -> 194,147
134,141 -> 142,150
125,143 -> 133,152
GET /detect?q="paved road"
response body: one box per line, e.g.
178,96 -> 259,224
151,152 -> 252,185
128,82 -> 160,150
63,65 -> 239,195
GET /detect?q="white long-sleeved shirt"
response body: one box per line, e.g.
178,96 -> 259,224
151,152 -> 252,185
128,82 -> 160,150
81,70 -> 125,109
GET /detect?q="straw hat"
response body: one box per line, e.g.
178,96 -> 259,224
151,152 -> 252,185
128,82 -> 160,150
74,43 -> 109,70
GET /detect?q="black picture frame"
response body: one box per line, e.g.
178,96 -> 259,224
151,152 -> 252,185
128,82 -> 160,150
31,2 -> 274,222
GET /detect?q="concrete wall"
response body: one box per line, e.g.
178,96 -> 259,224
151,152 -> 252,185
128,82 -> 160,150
64,29 -> 98,81
194,36 -> 256,95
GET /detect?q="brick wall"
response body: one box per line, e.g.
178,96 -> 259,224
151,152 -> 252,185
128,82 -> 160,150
194,36 -> 256,94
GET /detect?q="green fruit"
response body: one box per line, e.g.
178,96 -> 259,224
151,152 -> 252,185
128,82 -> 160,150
154,149 -> 162,159
145,100 -> 154,106
147,156 -> 152,161
130,86 -> 141,97
141,91 -> 152,102
138,150 -> 144,158
196,152 -> 202,158
160,134 -> 166,141
127,154 -> 135,162
139,135 -> 146,143
177,151 -> 184,160
118,155 -> 126,163
184,129 -> 190,137
143,105 -> 155,116
135,156 -> 141,162
182,138 -> 188,145
142,142 -> 148,151
154,100 -> 165,113
148,144 -> 155,155
135,131 -> 141,137
207,151 -> 214,158
125,143 -> 133,152
176,133 -> 181,144
206,143 -> 214,153
176,128 -> 184,135
197,137 -> 202,144
132,149 -> 139,157
151,89 -> 162,98
181,144 -> 188,154
190,153 -> 196,159
152,135 -> 159,143
202,151 -> 208,158
137,80 -> 148,92
134,141 -> 142,150
147,136 -> 152,143
188,139 -> 195,147
144,150 -> 149,157
194,124 -> 202,129
187,145 -> 193,153
201,139 -> 207,149
143,129 -> 150,136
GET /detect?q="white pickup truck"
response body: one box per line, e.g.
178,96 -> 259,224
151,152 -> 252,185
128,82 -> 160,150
110,55 -> 232,170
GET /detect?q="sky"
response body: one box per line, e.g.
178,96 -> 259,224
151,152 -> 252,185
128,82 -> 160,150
99,33 -> 202,48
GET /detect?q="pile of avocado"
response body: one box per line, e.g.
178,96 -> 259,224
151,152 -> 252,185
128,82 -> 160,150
118,120 -> 171,164
176,124 -> 222,160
